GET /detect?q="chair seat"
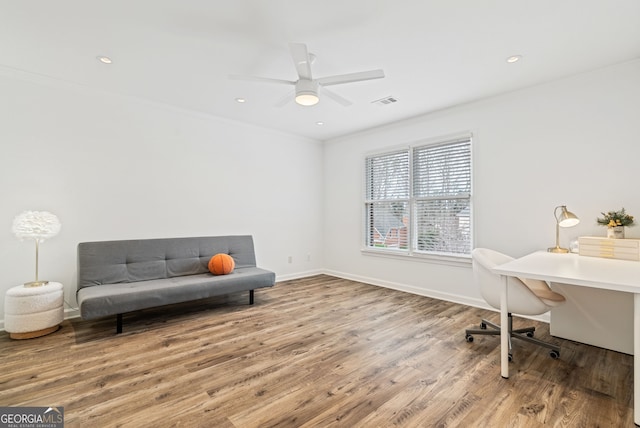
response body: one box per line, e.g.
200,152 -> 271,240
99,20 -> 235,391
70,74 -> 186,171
518,277 -> 566,306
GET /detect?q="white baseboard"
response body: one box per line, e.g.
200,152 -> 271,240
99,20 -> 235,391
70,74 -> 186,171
321,269 -> 550,324
64,308 -> 80,320
275,269 -> 324,283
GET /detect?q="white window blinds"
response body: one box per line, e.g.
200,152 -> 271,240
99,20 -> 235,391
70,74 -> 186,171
365,150 -> 410,249
364,136 -> 472,256
413,139 -> 471,254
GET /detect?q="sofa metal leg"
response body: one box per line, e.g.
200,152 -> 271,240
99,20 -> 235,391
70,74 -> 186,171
116,314 -> 123,334
249,290 -> 254,305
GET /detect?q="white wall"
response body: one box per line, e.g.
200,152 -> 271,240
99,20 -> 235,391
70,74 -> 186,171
3,59 -> 639,327
323,59 -> 640,312
0,70 -> 325,322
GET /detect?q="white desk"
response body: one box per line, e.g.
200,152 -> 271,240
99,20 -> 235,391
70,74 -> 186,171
551,283 -> 633,354
493,251 -> 640,425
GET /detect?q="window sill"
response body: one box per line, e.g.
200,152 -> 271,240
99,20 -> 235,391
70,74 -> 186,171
361,248 -> 472,268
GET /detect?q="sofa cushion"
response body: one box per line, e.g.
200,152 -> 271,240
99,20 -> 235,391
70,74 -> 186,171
77,266 -> 275,320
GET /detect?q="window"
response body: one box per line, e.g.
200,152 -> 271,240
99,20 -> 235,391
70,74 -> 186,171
365,149 -> 410,250
364,135 -> 472,257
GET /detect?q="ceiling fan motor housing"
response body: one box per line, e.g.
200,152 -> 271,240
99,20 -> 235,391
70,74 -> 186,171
295,80 -> 319,106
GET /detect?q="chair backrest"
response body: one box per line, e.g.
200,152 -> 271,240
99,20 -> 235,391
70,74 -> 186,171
472,248 -> 553,316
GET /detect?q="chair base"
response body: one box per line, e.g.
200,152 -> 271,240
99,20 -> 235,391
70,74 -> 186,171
465,313 -> 560,360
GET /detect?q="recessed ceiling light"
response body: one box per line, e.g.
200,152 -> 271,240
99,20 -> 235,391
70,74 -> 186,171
315,121 -> 324,126
235,97 -> 246,103
506,55 -> 522,64
97,56 -> 112,64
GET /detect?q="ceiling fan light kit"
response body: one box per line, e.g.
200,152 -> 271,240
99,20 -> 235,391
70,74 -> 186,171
231,43 -> 384,107
295,80 -> 319,106
295,93 -> 319,106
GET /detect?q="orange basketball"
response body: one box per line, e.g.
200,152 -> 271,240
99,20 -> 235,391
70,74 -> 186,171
208,253 -> 235,275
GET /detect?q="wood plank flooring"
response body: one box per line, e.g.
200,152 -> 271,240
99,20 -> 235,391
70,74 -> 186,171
0,275 -> 634,427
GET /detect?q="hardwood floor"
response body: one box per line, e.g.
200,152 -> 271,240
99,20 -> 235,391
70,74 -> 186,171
0,275 -> 634,427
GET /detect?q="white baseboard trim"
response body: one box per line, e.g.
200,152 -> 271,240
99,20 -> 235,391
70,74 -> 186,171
275,269 -> 324,283
321,269 -> 550,324
64,308 -> 80,320
323,268 -> 486,307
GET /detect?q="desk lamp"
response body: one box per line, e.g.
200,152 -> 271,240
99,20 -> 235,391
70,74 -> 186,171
12,210 -> 61,287
548,205 -> 579,253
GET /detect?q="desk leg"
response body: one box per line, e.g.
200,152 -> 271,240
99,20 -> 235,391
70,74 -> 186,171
634,294 -> 640,425
501,274 -> 509,379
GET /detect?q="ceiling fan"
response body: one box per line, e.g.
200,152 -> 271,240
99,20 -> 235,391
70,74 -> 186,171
230,43 -> 385,107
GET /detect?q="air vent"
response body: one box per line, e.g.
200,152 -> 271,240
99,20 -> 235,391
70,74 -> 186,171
372,96 -> 398,106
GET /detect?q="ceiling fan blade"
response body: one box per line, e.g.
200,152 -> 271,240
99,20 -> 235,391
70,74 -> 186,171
289,43 -> 313,80
322,88 -> 353,106
229,75 -> 295,85
317,69 -> 385,87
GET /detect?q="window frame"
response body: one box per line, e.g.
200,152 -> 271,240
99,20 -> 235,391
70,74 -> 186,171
362,133 -> 473,266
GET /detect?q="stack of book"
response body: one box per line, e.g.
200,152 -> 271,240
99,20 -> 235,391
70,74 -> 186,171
578,236 -> 640,261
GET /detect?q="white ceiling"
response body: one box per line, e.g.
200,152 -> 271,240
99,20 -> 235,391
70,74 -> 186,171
2,1 -> 640,141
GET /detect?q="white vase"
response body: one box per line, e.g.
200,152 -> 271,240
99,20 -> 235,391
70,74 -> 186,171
607,226 -> 625,239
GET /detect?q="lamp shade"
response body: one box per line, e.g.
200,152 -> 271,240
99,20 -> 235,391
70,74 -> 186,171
557,206 -> 580,228
12,211 -> 61,242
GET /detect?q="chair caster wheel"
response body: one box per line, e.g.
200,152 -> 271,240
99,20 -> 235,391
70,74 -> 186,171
549,350 -> 560,359
526,332 -> 534,338
465,334 -> 474,343
480,322 -> 487,330
508,353 -> 513,362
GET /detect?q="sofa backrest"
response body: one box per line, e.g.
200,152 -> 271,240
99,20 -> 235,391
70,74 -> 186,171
77,235 -> 258,289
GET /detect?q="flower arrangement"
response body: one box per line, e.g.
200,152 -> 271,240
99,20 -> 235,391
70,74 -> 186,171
596,208 -> 635,228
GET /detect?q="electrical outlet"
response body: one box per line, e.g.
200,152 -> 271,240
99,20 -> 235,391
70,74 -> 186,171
288,256 -> 293,264
307,253 -> 311,262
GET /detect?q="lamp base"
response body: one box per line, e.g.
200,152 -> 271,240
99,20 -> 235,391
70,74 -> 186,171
548,246 -> 569,254
23,280 -> 49,288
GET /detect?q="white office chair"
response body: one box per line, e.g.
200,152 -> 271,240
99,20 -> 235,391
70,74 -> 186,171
465,248 -> 566,360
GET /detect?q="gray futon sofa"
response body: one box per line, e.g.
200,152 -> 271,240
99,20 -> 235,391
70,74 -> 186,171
76,235 -> 275,333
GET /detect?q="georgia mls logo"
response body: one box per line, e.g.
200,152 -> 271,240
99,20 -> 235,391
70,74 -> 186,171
0,406 -> 64,427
